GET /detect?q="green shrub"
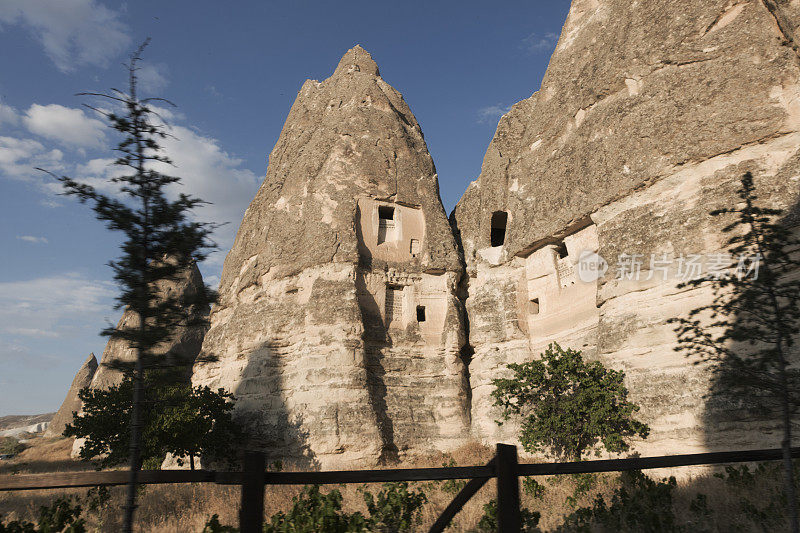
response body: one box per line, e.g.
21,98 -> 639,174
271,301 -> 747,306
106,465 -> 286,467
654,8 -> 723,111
0,437 -> 25,456
476,499 -> 541,532
491,343 -> 648,462
264,485 -> 369,533
0,497 -> 86,532
362,482 -> 427,532
556,471 -> 683,532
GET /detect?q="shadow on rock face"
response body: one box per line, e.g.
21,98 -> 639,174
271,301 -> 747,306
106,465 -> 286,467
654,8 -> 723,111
229,339 -> 319,470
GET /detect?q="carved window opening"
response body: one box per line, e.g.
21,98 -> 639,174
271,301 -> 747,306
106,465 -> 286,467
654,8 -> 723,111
416,305 -> 426,322
385,285 -> 403,325
529,298 -> 540,315
410,239 -> 420,257
554,241 -> 576,288
378,205 -> 396,244
490,211 -> 508,247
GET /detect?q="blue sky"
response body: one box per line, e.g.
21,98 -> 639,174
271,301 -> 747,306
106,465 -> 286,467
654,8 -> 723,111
0,0 -> 570,416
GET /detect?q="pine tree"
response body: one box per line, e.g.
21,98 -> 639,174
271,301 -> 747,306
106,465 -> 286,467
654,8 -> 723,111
670,171 -> 800,532
42,40 -> 217,532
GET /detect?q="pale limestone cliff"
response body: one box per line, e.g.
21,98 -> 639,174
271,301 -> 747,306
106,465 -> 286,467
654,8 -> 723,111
44,353 -> 97,438
192,46 -> 469,468
452,0 -> 800,457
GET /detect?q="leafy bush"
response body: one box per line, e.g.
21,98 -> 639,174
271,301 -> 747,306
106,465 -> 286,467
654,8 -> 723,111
264,482 -> 427,533
556,471 -> 686,532
0,437 -> 25,456
476,499 -> 541,532
362,482 -> 427,531
264,485 -> 369,533
714,463 -> 786,530
522,477 -> 546,499
0,497 -> 86,532
491,343 -> 649,461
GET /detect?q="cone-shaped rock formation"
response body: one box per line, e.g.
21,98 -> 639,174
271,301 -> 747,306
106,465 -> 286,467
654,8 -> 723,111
452,0 -> 800,456
192,46 -> 469,468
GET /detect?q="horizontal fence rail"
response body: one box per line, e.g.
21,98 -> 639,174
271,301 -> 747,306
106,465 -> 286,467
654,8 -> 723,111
517,446 -> 800,477
2,445 -> 800,532
3,447 -> 798,492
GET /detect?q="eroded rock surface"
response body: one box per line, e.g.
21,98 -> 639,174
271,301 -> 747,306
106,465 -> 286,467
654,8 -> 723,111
89,262 -> 210,389
44,353 -> 97,438
452,0 -> 800,456
192,46 -> 469,468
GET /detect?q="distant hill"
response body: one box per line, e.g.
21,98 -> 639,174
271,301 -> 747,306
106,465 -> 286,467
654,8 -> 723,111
0,413 -> 54,431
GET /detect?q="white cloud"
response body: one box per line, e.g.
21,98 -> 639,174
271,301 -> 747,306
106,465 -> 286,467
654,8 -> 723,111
477,104 -> 512,123
0,273 -> 115,340
24,104 -> 106,148
0,103 -> 19,128
0,136 -> 63,180
522,32 -> 559,53
138,62 -> 169,94
0,0 -> 131,72
154,125 -> 261,255
16,235 -> 48,244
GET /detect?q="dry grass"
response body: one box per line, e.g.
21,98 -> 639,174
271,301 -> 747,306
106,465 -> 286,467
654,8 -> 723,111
0,438 -> 792,532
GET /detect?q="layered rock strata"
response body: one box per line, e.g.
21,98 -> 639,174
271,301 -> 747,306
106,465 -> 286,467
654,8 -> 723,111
452,0 -> 800,456
192,46 -> 469,468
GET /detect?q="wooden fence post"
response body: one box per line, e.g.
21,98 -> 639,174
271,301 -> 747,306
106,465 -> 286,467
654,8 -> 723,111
239,451 -> 265,533
496,444 -> 521,532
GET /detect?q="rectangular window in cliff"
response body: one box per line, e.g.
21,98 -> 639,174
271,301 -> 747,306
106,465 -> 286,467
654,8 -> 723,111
410,239 -> 420,257
529,298 -> 540,315
378,205 -> 396,244
385,286 -> 403,324
554,242 -> 576,288
416,305 -> 426,322
490,211 -> 508,247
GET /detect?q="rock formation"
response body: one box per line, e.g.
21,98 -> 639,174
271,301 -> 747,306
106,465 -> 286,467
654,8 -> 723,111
44,353 -> 97,438
191,46 -> 469,468
68,263 -> 209,457
452,0 -> 800,456
89,262 -> 210,389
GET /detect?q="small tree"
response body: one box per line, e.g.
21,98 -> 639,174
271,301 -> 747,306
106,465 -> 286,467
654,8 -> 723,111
491,343 -> 649,461
0,437 -> 26,456
65,379 -> 241,470
43,40 -> 217,532
670,171 -> 800,532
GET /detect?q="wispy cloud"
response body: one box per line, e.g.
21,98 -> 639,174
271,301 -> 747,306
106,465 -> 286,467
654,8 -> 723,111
0,273 -> 115,341
0,0 -> 132,72
0,136 -> 64,180
477,103 -> 512,124
522,32 -> 559,53
138,62 -> 169,94
5,327 -> 58,338
16,235 -> 48,244
0,102 -> 18,128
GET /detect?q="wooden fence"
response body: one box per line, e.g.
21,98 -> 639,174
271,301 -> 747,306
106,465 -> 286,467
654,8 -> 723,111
2,445 -> 799,532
